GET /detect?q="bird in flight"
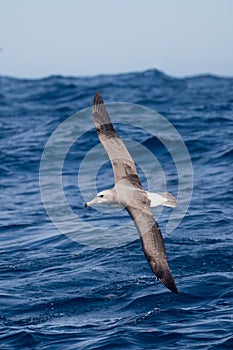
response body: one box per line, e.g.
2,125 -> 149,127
85,92 -> 178,294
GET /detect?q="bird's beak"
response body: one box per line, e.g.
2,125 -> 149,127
84,197 -> 99,207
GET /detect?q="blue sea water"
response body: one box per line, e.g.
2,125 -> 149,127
0,69 -> 232,349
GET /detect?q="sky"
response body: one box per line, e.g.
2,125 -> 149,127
0,0 -> 233,78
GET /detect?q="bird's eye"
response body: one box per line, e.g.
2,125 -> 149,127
99,194 -> 104,198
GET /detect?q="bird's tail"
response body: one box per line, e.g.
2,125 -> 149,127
147,192 -> 178,208
159,192 -> 178,208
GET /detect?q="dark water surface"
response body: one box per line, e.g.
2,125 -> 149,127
0,70 -> 232,349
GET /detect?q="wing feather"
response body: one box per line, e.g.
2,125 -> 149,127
127,204 -> 179,294
92,92 -> 142,188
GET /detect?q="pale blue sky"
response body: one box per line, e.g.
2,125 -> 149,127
1,0 -> 233,78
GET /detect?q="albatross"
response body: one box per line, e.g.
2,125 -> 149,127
85,92 -> 179,294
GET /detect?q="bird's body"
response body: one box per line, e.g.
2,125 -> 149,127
85,92 -> 179,294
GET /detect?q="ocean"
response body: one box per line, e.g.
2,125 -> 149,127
0,69 -> 232,349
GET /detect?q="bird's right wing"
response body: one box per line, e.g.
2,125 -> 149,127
92,92 -> 142,189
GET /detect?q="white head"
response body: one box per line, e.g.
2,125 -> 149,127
85,189 -> 116,207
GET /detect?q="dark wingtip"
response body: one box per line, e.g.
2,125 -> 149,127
159,271 -> 179,294
94,91 -> 103,106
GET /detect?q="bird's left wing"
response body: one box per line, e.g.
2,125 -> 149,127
126,203 -> 179,294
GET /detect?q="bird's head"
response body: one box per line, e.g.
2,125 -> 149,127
84,189 -> 115,207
